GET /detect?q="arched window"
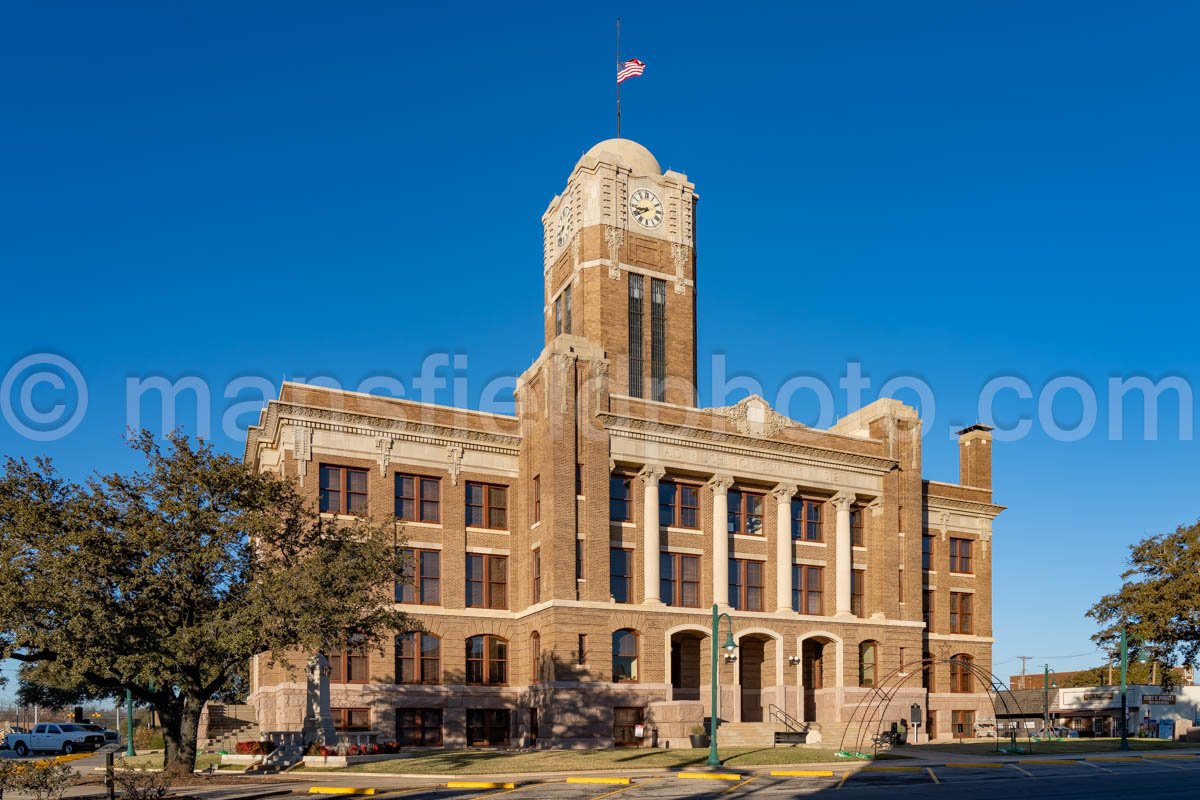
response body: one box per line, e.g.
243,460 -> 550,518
530,631 -> 541,682
395,632 -> 440,685
612,629 -> 639,683
466,634 -> 508,685
950,654 -> 973,693
858,640 -> 878,687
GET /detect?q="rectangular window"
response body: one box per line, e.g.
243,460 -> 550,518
729,559 -> 765,611
465,482 -> 508,530
727,489 -> 764,535
850,508 -> 865,547
851,569 -> 865,617
628,274 -> 644,398
394,474 -> 440,523
396,708 -> 442,747
791,499 -> 822,541
396,548 -> 441,606
320,465 -> 368,516
554,294 -> 563,336
331,707 -> 370,732
532,476 -> 540,523
466,709 -> 510,747
922,535 -> 935,571
650,277 -> 666,402
465,554 -> 508,609
660,553 -> 700,608
575,539 -> 584,581
923,589 -> 935,631
950,538 -> 973,574
610,548 -> 633,603
609,474 -> 632,522
791,564 -> 824,614
658,481 -> 700,528
532,548 -> 541,603
950,592 -> 973,634
328,650 -> 369,684
564,285 -> 572,335
395,633 -> 440,685
577,634 -> 587,665
952,710 -> 975,739
575,463 -> 583,496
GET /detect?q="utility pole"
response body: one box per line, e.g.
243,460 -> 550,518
1018,656 -> 1032,687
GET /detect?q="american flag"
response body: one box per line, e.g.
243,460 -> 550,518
617,58 -> 645,84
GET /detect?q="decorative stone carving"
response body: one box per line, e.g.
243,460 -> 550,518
671,242 -> 695,295
706,473 -> 734,494
446,445 -> 464,486
638,463 -> 665,485
291,426 -> 313,487
375,436 -> 393,476
771,483 -> 797,502
716,395 -> 796,438
572,229 -> 581,269
604,226 -> 624,279
831,490 -> 856,512
868,496 -> 885,518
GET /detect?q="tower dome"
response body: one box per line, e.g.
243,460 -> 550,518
577,138 -> 661,176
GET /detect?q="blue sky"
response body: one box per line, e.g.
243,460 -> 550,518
2,1 -> 1197,700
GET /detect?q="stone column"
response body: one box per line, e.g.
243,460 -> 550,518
640,464 -> 665,605
708,474 -> 734,609
772,484 -> 797,613
832,491 -> 856,617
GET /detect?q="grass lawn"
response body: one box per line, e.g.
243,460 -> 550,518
299,746 -> 904,775
919,738 -> 1197,756
118,753 -> 223,771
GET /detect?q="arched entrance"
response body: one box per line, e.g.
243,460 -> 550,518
797,631 -> 843,723
669,630 -> 705,701
737,634 -> 773,722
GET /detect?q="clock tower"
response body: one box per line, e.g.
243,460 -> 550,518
541,138 -> 698,406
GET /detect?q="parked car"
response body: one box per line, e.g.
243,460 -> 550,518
2,723 -> 107,756
77,724 -> 120,743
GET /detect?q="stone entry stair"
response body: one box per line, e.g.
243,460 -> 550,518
716,721 -> 791,747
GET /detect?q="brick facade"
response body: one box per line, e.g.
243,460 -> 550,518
244,138 -> 1004,748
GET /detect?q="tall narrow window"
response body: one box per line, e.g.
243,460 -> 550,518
628,274 -> 644,397
950,655 -> 974,693
650,277 -> 666,402
727,489 -> 765,534
575,539 -> 584,581
564,285 -> 572,334
922,535 -> 935,571
859,641 -> 878,687
610,548 -> 633,603
791,565 -> 823,614
923,589 -> 935,631
612,629 -> 639,682
554,295 -> 563,336
396,548 -> 441,606
851,569 -> 865,617
950,592 -> 973,634
609,474 -> 633,522
532,548 -> 541,603
791,499 -> 822,541
577,634 -> 588,664
532,476 -> 541,523
530,631 -> 541,681
850,507 -> 865,547
466,554 -> 508,609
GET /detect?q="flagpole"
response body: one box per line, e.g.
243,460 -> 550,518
616,17 -> 621,138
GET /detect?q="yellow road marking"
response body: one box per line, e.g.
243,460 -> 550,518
308,789 -> 376,796
468,781 -> 547,799
836,770 -> 853,789
447,782 -> 515,790
1145,754 -> 1199,759
944,762 -> 1005,769
926,767 -> 940,784
722,775 -> 757,793
588,780 -> 648,800
770,770 -> 835,777
678,772 -> 742,780
566,777 -> 631,785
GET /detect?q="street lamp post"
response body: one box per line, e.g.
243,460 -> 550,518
1042,665 -> 1057,738
1119,628 -> 1130,751
707,603 -> 737,767
125,690 -> 135,757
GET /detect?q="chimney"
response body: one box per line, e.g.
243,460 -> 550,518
957,424 -> 994,491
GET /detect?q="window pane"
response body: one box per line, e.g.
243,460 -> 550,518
347,470 -> 367,493
347,491 -> 368,515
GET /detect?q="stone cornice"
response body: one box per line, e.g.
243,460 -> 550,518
246,400 -> 523,464
597,412 -> 898,477
924,493 -> 1006,518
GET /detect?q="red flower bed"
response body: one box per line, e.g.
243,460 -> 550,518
234,740 -> 276,755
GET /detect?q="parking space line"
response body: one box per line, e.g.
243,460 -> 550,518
1079,761 -> 1115,773
1088,756 -> 1142,762
589,780 -> 647,800
944,762 -> 1005,769
1017,759 -> 1079,766
1007,764 -> 1034,778
926,767 -> 940,784
1147,759 -> 1188,770
722,775 -> 757,793
469,782 -> 549,799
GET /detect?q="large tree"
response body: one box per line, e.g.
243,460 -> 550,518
1087,518 -> 1200,671
0,431 -> 409,775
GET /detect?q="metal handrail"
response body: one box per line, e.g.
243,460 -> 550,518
767,704 -> 807,733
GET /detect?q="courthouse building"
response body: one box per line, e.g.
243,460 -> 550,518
244,138 -> 1004,749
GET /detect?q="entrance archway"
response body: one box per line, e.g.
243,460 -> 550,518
669,630 -> 705,701
801,638 -> 832,721
737,634 -> 772,722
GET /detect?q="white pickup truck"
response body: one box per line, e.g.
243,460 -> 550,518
2,723 -> 107,756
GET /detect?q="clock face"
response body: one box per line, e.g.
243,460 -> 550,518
556,203 -> 573,248
630,188 -> 664,229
